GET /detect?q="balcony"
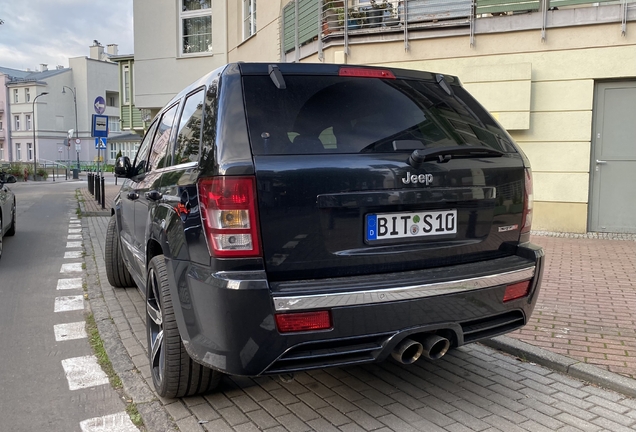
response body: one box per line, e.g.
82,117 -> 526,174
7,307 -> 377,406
282,0 -> 636,61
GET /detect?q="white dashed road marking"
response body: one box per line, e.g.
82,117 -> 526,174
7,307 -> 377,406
80,412 -> 138,432
64,251 -> 83,259
69,229 -> 82,234
68,235 -> 83,240
61,263 -> 83,273
61,355 -> 109,390
67,241 -> 83,248
54,296 -> 84,312
54,322 -> 88,341
57,278 -> 83,290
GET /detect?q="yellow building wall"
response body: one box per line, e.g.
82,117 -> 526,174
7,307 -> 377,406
227,1 -> 282,63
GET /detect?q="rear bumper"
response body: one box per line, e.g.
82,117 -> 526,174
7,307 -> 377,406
167,243 -> 544,376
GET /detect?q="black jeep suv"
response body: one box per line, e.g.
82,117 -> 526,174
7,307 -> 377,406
106,63 -> 544,398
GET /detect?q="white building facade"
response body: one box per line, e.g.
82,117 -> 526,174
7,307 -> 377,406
2,42 -> 123,167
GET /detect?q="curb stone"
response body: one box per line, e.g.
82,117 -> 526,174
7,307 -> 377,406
482,336 -> 636,398
80,203 -> 178,431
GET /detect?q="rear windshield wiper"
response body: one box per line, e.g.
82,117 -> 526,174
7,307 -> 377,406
409,145 -> 505,166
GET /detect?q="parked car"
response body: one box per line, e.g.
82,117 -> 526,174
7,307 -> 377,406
106,63 -> 544,398
0,172 -> 17,259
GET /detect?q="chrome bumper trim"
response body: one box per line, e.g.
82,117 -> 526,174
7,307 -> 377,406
273,267 -> 535,312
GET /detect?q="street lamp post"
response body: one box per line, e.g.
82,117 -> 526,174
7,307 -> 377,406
62,86 -> 79,170
32,92 -> 48,181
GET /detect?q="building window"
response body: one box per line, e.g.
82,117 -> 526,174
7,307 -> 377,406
0,120 -> 3,131
110,142 -> 117,161
181,0 -> 212,55
25,88 -> 30,103
243,0 -> 256,40
0,144 -> 3,161
14,115 -> 20,131
27,143 -> 33,161
16,143 -> 21,160
123,65 -> 130,104
13,89 -> 18,103
109,117 -> 121,133
26,114 -> 32,131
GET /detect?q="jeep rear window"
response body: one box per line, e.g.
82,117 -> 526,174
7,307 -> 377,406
242,75 -> 515,155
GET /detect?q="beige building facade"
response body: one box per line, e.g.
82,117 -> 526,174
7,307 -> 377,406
131,0 -> 636,234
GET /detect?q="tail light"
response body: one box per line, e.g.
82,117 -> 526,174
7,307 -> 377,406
275,311 -> 332,333
503,280 -> 531,302
339,67 -> 396,79
520,167 -> 533,237
198,177 -> 261,258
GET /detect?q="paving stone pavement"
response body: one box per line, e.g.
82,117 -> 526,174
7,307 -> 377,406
79,192 -> 636,431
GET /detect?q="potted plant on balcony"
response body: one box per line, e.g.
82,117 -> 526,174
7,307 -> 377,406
365,0 -> 389,27
323,0 -> 345,33
347,7 -> 366,30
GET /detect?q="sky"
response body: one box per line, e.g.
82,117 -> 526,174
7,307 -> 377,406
0,0 -> 134,71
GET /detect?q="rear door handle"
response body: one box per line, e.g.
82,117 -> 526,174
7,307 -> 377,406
596,160 -> 607,165
127,192 -> 139,200
145,190 -> 163,201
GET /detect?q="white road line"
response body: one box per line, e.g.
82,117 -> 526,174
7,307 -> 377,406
61,355 -> 109,391
295,234 -> 308,239
54,322 -> 87,341
61,263 -> 83,273
80,412 -> 138,432
283,241 -> 299,249
54,296 -> 84,312
67,241 -> 83,248
57,278 -> 83,290
64,251 -> 83,259
69,229 -> 82,234
68,234 -> 83,240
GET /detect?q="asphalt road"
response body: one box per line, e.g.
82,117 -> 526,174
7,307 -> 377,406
0,180 -> 128,431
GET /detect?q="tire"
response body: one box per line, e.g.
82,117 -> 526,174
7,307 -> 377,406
6,200 -> 15,237
105,215 -> 134,288
146,255 -> 222,398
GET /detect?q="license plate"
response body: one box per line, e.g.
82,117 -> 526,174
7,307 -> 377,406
366,210 -> 457,241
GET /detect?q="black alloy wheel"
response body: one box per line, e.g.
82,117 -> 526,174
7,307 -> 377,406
146,255 -> 221,398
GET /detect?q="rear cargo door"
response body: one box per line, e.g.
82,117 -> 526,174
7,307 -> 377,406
243,73 -> 527,282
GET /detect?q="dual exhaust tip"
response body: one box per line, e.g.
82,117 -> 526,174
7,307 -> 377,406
391,334 -> 450,365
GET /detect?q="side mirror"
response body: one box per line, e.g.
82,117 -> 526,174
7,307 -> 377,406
115,156 -> 132,178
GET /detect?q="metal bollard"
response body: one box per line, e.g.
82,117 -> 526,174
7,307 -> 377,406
88,173 -> 93,195
101,176 -> 105,209
95,174 -> 101,204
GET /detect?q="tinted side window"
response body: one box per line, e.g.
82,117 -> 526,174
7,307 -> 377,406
173,89 -> 205,165
149,104 -> 179,170
134,120 -> 159,176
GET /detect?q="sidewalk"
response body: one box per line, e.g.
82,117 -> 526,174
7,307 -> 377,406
79,184 -> 636,395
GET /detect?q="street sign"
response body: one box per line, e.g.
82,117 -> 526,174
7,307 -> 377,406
95,138 -> 107,149
75,144 -> 81,152
94,96 -> 106,115
91,114 -> 108,138
58,146 -> 64,153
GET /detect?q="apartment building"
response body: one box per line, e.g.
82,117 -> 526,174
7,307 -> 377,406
1,42 -> 122,166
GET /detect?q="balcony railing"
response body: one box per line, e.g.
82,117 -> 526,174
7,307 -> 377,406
282,0 -> 635,60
